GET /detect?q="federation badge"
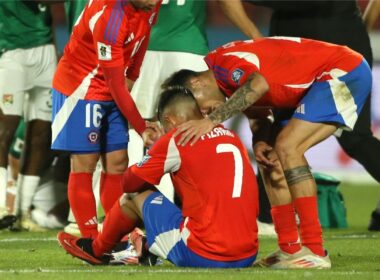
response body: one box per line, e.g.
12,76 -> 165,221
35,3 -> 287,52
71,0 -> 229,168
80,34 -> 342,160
231,69 -> 245,84
137,154 -> 151,167
88,131 -> 99,144
2,94 -> 14,106
97,42 -> 112,61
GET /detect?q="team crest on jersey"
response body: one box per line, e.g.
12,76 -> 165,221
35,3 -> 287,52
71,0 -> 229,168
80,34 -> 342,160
88,131 -> 99,144
137,154 -> 151,167
2,94 -> 14,106
97,42 -> 112,61
231,69 -> 245,84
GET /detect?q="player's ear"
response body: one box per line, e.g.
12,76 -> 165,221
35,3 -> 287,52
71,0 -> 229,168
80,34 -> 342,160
189,76 -> 202,90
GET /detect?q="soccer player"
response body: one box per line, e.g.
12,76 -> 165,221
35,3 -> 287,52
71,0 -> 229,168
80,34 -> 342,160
58,86 -> 259,267
164,37 -> 372,268
247,0 -> 380,231
0,1 -> 57,231
128,0 -> 263,201
64,0 -> 88,34
52,0 -> 162,238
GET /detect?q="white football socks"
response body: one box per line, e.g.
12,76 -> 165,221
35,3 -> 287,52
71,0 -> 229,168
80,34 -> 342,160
14,174 -> 40,215
0,167 -> 7,212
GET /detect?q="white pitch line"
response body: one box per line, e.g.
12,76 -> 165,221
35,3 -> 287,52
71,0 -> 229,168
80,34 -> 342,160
0,237 -> 56,243
329,234 -> 380,239
0,269 -> 373,275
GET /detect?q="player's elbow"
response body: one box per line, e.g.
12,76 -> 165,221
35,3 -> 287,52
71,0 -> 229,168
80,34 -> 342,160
251,72 -> 269,97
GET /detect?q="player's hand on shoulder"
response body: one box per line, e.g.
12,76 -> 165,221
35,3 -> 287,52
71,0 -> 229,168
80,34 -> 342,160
142,121 -> 164,147
174,118 -> 215,146
253,141 -> 277,169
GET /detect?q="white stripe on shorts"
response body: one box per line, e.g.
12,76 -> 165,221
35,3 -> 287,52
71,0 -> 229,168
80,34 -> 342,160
149,217 -> 191,259
51,66 -> 98,144
328,78 -> 358,130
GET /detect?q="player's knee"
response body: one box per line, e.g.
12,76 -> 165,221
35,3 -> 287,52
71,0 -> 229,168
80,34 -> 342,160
0,120 -> 20,152
274,138 -> 298,162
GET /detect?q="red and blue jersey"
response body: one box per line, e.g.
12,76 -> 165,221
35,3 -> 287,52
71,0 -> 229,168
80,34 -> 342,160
53,0 -> 161,101
130,126 -> 259,261
205,37 -> 363,108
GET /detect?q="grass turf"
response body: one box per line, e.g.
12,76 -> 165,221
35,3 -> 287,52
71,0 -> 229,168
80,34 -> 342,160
1,183 -> 380,280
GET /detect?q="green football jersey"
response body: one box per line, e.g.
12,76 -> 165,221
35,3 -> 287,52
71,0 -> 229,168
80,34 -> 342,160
149,0 -> 208,55
0,1 -> 52,53
65,0 -> 87,34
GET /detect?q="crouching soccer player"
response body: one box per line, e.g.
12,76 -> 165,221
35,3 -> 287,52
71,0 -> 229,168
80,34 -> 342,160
58,86 -> 259,268
163,37 -> 372,268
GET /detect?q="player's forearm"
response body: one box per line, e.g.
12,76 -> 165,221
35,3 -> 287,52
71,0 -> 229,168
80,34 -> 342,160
103,66 -> 146,135
122,168 -> 154,193
218,0 -> 263,39
208,73 -> 269,125
363,0 -> 380,31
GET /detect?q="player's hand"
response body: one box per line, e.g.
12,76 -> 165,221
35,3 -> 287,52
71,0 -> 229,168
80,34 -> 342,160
173,118 -> 216,146
142,121 -> 164,147
253,141 -> 276,168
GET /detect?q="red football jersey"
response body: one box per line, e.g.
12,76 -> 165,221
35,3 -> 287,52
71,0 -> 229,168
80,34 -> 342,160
205,37 -> 363,108
53,0 -> 161,101
130,126 -> 259,261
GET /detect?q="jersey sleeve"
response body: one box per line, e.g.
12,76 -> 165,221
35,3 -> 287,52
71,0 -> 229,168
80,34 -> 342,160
130,133 -> 181,186
205,49 -> 261,93
125,4 -> 161,81
91,3 -> 128,68
125,34 -> 150,81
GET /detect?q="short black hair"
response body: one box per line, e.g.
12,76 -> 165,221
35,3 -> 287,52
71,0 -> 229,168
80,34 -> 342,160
157,86 -> 196,121
161,69 -> 198,90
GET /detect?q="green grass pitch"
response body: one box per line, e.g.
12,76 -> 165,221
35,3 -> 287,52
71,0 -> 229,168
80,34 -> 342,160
1,183 -> 380,280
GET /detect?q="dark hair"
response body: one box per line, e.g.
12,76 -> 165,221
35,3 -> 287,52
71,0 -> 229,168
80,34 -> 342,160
161,69 -> 198,90
157,86 -> 196,121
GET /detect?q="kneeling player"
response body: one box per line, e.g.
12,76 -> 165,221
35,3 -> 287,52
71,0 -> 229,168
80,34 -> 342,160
57,86 -> 259,268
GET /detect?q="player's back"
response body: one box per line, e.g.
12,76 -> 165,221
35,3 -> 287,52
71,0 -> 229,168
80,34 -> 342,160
172,126 -> 258,261
206,37 -> 363,107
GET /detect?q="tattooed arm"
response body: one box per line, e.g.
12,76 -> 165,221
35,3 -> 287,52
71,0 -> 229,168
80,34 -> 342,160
208,73 -> 269,125
174,73 -> 269,146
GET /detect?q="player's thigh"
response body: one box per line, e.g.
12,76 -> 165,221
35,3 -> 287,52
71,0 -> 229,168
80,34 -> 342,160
276,118 -> 337,155
100,102 -> 129,157
28,44 -> 57,90
100,149 -> 128,174
130,51 -> 164,119
51,89 -> 114,154
130,51 -> 208,119
140,192 -> 183,256
0,49 -> 28,117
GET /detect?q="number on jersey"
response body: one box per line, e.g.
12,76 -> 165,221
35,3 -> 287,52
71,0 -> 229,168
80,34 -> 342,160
216,144 -> 243,198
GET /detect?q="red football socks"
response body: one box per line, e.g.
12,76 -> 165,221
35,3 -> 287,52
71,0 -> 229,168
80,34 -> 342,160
100,172 -> 124,214
271,203 -> 302,254
92,201 -> 137,257
68,172 -> 98,238
294,196 -> 325,256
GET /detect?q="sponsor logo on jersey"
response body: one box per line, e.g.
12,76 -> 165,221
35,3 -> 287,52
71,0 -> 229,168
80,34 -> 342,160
97,42 -> 112,60
124,33 -> 135,45
231,69 -> 244,84
88,131 -> 99,144
137,154 -> 151,167
2,94 -> 13,106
